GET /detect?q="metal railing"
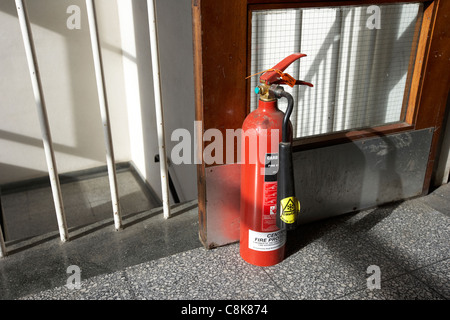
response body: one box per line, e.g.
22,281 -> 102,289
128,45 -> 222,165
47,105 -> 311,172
0,0 -> 171,257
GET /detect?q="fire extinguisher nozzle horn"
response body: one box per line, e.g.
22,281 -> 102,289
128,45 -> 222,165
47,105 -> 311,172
271,79 -> 314,87
296,80 -> 314,87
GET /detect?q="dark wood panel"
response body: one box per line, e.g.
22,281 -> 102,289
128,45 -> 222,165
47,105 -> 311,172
200,0 -> 248,134
191,0 -> 207,244
400,1 -> 427,122
249,0 -> 427,3
413,0 -> 450,193
248,0 -> 429,10
292,123 -> 414,151
405,1 -> 436,125
192,0 -> 248,244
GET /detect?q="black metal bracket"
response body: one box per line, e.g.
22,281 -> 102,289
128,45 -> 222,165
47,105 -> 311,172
154,155 -> 181,204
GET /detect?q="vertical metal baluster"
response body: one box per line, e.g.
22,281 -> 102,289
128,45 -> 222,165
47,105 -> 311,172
147,0 -> 171,219
15,0 -> 69,242
86,0 -> 123,230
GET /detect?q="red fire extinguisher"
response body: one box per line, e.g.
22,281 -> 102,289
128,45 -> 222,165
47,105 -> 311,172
240,53 -> 313,267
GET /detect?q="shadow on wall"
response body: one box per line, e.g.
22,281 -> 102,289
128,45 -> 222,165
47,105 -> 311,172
0,0 -> 196,210
0,0 -> 116,242
129,0 -> 197,203
0,0 -> 141,188
294,129 -> 422,228
129,0 -> 161,204
0,0 -> 116,186
154,0 -> 197,202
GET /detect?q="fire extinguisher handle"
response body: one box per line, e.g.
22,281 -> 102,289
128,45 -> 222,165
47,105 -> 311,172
260,53 -> 309,85
268,53 -> 306,73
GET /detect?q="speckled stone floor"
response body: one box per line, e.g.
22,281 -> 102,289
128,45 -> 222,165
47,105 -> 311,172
7,183 -> 449,301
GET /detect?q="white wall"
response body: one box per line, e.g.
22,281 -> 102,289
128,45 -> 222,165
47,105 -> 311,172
117,0 -> 197,202
156,0 -> 197,202
0,0 -> 197,202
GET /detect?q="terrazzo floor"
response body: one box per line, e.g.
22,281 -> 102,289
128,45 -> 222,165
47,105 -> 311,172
10,183 -> 449,301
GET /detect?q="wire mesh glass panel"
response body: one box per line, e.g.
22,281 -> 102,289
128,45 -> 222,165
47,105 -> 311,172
250,3 -> 423,138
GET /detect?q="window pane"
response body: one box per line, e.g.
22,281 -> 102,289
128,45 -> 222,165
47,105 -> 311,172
250,3 -> 422,138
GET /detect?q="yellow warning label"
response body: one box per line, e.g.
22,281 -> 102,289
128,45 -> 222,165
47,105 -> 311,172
280,197 -> 300,224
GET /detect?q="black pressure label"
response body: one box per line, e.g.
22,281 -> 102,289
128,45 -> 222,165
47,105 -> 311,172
264,153 -> 279,182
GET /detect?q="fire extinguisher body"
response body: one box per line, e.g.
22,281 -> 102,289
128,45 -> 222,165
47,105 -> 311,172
240,99 -> 291,267
239,52 -> 313,266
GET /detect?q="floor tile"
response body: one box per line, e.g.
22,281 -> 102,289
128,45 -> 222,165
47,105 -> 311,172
420,193 -> 450,218
126,244 -> 286,300
341,273 -> 445,300
340,200 -> 450,271
4,183 -> 450,301
0,201 -> 201,300
430,183 -> 450,198
261,211 -> 408,300
264,233 -> 406,299
411,258 -> 450,299
21,270 -> 135,300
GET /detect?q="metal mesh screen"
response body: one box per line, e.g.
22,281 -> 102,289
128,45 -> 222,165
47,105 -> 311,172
250,3 -> 423,138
